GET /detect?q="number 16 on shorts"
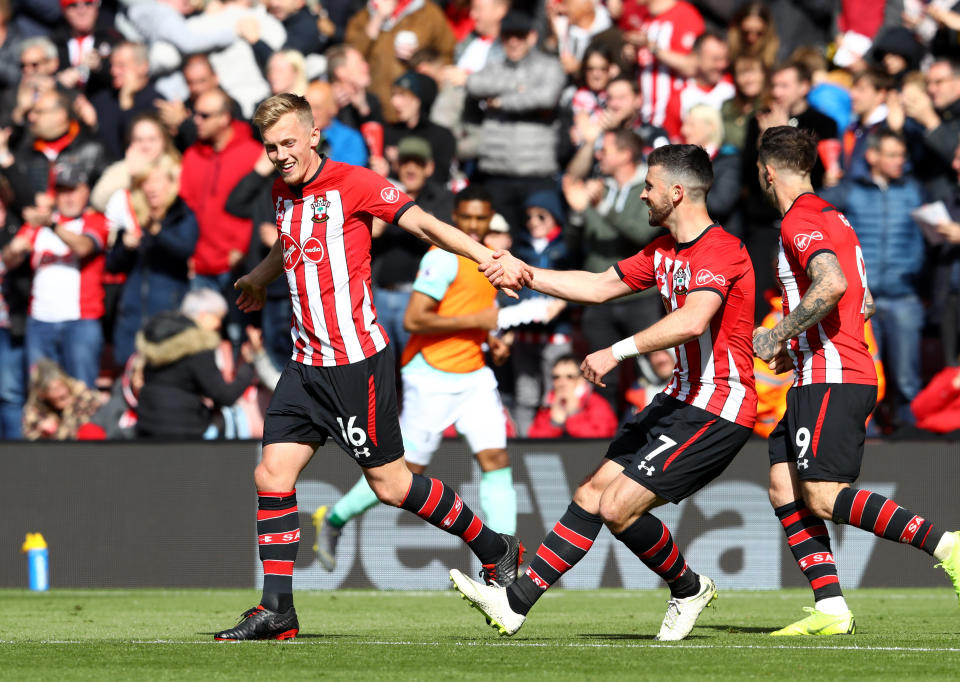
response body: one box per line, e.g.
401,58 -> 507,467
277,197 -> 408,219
337,416 -> 370,459
637,435 -> 677,477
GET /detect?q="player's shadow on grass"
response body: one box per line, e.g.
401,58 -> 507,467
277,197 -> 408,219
578,633 -> 657,641
698,624 -> 771,634
196,632 -> 342,639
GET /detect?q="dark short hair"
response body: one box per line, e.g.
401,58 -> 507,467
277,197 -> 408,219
757,125 -> 818,173
646,144 -> 713,201
693,31 -> 725,53
931,57 -> 960,78
609,129 -> 644,164
772,60 -> 811,85
607,75 -> 638,94
866,127 -> 906,151
455,183 -> 494,207
552,354 -> 581,371
854,66 -> 895,92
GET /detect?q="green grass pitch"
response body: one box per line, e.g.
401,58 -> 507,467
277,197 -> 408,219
1,588 -> 958,681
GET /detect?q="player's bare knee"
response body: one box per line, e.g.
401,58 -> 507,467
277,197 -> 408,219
368,477 -> 406,507
254,461 -> 287,492
572,481 -> 603,515
476,448 -> 510,471
799,483 -> 839,520
598,493 -> 629,532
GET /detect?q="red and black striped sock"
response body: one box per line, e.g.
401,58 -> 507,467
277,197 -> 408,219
832,488 -> 938,555
257,490 -> 299,613
615,513 -> 699,598
507,502 -> 603,615
400,474 -> 505,564
776,501 -> 842,600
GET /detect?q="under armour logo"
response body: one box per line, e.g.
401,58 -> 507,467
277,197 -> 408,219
694,269 -> 726,287
279,233 -> 325,271
353,447 -> 371,459
797,457 -> 809,470
275,197 -> 284,222
638,463 -> 655,477
380,187 -> 399,203
794,231 -> 824,252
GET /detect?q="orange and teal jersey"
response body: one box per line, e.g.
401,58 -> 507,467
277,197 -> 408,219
400,246 -> 497,374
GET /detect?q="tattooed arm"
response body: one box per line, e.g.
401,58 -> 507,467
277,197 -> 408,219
753,252 -> 848,361
863,286 -> 876,321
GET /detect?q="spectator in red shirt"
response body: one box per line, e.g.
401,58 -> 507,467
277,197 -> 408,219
2,163 -> 107,389
528,354 -> 618,438
911,363 -> 960,435
179,88 -> 261,341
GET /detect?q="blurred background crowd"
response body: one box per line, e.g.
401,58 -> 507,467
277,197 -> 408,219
0,0 -> 958,442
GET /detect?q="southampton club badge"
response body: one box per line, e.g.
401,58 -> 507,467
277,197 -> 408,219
673,266 -> 689,295
311,195 -> 330,223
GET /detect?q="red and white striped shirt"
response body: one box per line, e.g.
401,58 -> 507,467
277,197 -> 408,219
776,193 -> 876,387
615,225 -> 757,428
18,211 -> 108,322
634,0 -> 704,141
273,158 -> 414,366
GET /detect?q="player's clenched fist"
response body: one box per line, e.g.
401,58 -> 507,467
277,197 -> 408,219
581,347 -> 618,388
752,326 -> 783,363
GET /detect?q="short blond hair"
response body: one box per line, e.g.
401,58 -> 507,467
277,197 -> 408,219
685,103 -> 724,149
252,93 -> 314,135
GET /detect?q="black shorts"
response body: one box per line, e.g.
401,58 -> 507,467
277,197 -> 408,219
262,348 -> 404,468
768,383 -> 877,483
605,393 -> 751,503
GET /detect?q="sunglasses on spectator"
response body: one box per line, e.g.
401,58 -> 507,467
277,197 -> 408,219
552,372 -> 579,380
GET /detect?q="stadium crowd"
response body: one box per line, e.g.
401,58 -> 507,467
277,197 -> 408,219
0,0 -> 959,441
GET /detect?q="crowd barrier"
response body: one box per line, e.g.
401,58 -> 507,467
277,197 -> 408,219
2,439 -> 957,590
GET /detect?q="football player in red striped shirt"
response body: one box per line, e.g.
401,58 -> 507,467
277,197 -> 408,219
214,93 -> 531,641
453,144 -> 757,641
754,126 -> 960,636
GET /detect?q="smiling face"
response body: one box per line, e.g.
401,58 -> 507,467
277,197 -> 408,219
454,199 -> 494,242
262,111 -> 320,186
640,165 -> 675,227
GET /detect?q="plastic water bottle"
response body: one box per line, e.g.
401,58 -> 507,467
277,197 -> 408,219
21,533 -> 49,591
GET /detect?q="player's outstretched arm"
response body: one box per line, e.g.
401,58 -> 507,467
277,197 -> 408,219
523,265 -> 632,304
753,252 -> 847,362
234,240 -> 283,312
581,290 -> 721,386
396,205 -> 531,298
403,291 -> 498,335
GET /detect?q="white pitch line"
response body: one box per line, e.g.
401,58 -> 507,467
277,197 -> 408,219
2,640 -> 959,653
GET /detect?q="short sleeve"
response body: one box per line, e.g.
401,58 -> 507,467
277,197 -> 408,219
614,240 -> 659,291
412,249 -> 459,301
81,213 -> 109,251
686,240 -> 747,300
671,6 -> 704,53
351,166 -> 414,224
780,210 -> 838,272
